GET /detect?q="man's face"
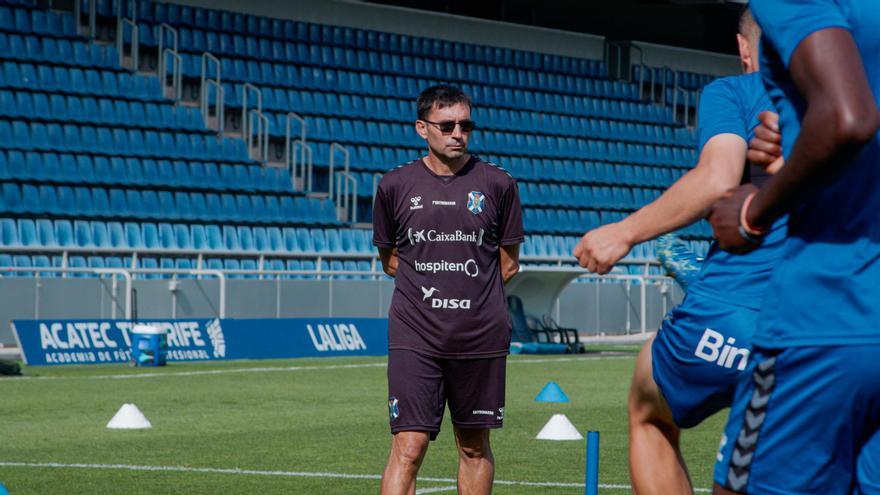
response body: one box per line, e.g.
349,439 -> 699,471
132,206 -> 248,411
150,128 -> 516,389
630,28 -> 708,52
416,102 -> 472,161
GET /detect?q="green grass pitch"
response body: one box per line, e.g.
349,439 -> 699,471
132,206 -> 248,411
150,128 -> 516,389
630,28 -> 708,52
0,350 -> 726,494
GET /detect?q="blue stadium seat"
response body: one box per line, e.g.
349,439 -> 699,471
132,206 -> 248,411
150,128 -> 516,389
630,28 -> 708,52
294,227 -> 312,252
252,226 -> 269,251
105,222 -> 125,248
175,258 -> 193,278
238,226 -> 254,251
224,258 -> 241,278
326,229 -> 342,253
205,225 -> 223,250
142,223 -> 159,249
105,257 -> 124,270
190,224 -> 208,250
122,222 -> 141,248
310,228 -> 327,252
91,221 -> 109,248
223,225 -> 240,251
174,224 -> 192,249
158,223 -> 176,249
140,257 -> 159,279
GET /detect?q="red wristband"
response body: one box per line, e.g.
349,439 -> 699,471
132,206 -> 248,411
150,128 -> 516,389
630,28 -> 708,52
739,191 -> 767,236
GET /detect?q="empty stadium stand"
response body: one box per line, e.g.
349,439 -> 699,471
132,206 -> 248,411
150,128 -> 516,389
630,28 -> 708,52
0,0 -> 714,281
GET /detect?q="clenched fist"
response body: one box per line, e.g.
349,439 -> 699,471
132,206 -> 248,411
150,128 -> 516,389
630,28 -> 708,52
572,222 -> 634,274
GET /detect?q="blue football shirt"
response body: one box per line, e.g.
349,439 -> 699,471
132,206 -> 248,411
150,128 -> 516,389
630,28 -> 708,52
686,72 -> 787,310
751,0 -> 880,347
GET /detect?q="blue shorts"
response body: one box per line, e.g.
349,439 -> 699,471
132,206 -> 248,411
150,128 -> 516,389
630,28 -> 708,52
714,345 -> 880,494
652,291 -> 758,428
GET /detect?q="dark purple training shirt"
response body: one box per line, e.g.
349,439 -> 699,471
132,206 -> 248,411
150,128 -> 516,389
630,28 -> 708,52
373,156 -> 525,359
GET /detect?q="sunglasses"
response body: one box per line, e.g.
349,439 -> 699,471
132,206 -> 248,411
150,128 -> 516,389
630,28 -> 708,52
420,119 -> 476,134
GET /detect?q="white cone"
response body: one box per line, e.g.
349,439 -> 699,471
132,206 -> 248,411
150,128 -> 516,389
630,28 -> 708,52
106,403 -> 152,429
536,414 -> 583,441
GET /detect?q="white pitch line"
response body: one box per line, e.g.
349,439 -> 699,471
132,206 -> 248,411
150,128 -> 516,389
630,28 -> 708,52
415,485 -> 458,494
13,354 -> 631,381
0,461 -> 710,492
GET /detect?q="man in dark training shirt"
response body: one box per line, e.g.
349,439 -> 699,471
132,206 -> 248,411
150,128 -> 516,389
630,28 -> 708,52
373,85 -> 524,495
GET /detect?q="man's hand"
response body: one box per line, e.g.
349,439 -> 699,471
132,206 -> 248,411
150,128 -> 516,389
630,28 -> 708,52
708,184 -> 762,254
748,111 -> 784,174
572,222 -> 633,274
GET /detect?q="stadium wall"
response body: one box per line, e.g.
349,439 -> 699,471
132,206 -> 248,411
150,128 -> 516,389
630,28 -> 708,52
0,278 -> 681,346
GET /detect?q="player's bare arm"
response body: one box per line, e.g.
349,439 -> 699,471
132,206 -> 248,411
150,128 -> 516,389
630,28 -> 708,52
710,28 -> 880,253
379,247 -> 399,277
499,244 -> 520,284
573,133 -> 746,274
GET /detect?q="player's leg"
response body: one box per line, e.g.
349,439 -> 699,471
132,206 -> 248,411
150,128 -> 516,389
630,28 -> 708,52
714,345 -> 880,494
445,355 -> 506,495
628,333 -> 692,495
381,350 -> 445,495
381,431 -> 431,495
453,426 -> 494,495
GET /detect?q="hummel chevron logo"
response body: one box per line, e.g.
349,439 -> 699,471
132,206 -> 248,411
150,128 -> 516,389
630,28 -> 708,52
749,389 -> 770,409
754,371 -> 775,390
756,357 -> 776,372
745,410 -> 765,430
728,469 -> 749,491
737,428 -> 758,450
731,449 -> 754,467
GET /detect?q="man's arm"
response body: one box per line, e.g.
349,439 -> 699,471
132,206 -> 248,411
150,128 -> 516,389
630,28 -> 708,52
499,244 -> 520,284
711,28 -> 880,251
573,134 -> 746,274
378,247 -> 398,277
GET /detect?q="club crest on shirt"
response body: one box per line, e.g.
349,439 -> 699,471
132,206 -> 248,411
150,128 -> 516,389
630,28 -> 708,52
466,191 -> 485,215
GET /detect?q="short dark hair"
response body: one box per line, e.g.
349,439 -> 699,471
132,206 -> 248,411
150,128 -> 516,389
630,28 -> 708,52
738,7 -> 758,38
416,85 -> 472,120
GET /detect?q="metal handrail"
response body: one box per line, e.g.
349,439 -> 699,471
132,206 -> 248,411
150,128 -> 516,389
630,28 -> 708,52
327,142 -> 350,201
290,139 -> 314,192
94,268 -> 133,318
116,0 -> 137,24
2,267 -> 133,318
157,23 -> 178,84
200,52 -> 223,134
630,45 -> 644,80
161,49 -> 182,102
672,87 -> 692,127
0,246 -> 664,268
247,109 -> 269,162
660,65 -> 677,106
116,18 -> 139,72
241,83 -> 262,138
285,111 -> 307,175
74,0 -> 96,39
189,269 -> 226,318
570,273 -> 674,334
335,171 -> 358,223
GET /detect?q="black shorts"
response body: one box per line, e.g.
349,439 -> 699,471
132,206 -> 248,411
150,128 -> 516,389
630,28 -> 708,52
387,349 -> 506,440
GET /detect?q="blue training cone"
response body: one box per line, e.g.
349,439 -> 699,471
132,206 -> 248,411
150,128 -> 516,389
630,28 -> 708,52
535,381 -> 570,403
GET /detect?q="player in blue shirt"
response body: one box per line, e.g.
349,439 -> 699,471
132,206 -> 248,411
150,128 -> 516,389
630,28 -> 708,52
709,0 -> 880,493
573,9 -> 787,494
